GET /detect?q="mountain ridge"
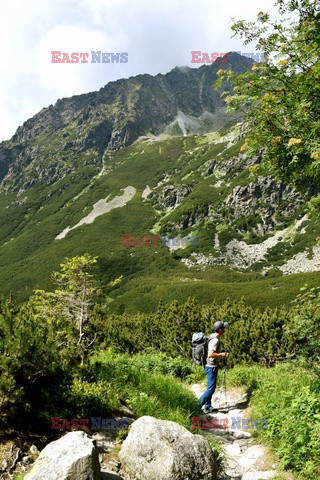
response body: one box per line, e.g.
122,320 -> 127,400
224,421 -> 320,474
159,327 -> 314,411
0,52 -> 252,193
0,53 -> 319,310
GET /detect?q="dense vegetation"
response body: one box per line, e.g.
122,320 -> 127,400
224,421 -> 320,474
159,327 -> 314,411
227,364 -> 320,480
0,2 -> 319,479
216,0 -> 320,197
1,254 -> 319,479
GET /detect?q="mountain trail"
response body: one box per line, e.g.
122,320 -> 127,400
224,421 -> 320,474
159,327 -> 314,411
191,383 -> 289,480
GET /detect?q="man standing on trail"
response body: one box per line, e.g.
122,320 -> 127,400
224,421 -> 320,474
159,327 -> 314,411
198,321 -> 229,414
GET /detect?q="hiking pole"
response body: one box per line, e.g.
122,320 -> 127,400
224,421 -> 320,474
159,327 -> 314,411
218,350 -> 228,409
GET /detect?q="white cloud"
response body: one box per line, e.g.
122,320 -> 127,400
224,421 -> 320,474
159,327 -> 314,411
0,0 -> 280,141
34,25 -> 128,96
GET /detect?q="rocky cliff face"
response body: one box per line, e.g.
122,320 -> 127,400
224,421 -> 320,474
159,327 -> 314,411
0,53 -> 251,193
0,55 -> 318,302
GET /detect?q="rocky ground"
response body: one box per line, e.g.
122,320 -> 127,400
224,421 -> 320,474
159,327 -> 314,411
0,386 -> 296,480
99,384 -> 297,480
191,384 -> 297,480
191,385 -> 277,480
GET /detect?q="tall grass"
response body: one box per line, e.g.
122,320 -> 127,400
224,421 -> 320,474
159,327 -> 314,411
89,351 -> 200,430
227,363 -> 320,480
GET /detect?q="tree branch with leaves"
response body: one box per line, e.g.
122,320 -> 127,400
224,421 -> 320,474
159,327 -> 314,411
215,0 -> 320,206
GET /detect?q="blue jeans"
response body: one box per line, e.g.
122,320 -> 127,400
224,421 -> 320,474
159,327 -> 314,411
198,366 -> 219,409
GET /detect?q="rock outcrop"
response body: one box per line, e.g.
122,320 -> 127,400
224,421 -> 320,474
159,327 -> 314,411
155,184 -> 192,210
24,431 -> 101,480
119,415 -> 217,480
0,53 -> 252,193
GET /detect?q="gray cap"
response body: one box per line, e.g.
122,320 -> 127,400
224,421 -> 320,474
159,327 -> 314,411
213,321 -> 228,332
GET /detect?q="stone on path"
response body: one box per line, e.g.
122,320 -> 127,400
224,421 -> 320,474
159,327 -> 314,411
237,445 -> 266,469
119,415 -> 217,480
231,430 -> 252,439
225,443 -> 241,456
241,471 -> 276,480
191,384 -> 279,480
224,456 -> 243,479
25,431 -> 100,480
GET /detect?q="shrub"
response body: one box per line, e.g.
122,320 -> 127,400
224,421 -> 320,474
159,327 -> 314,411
227,363 -> 320,480
90,351 -> 199,430
63,377 -> 120,418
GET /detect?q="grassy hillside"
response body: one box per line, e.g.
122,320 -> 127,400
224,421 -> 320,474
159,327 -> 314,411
0,125 -> 319,310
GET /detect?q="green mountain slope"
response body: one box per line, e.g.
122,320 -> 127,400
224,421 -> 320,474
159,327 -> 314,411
0,54 -> 319,310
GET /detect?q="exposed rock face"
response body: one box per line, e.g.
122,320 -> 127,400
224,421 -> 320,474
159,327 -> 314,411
222,176 -> 304,234
119,415 -> 217,480
156,184 -> 192,210
182,215 -> 309,271
24,431 -> 100,480
0,52 -> 252,193
171,169 -> 303,236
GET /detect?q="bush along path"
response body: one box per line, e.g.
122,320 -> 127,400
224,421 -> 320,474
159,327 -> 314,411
191,384 -> 284,480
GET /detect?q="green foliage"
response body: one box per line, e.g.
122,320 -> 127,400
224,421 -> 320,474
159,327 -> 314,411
100,284 -> 320,373
90,351 -> 199,430
228,363 -> 320,480
13,474 -> 27,480
32,253 -> 99,364
99,296 -> 293,368
0,295 -> 76,428
285,284 -> 320,370
215,0 -> 320,191
0,256 -> 101,428
205,436 -> 225,476
63,376 -> 120,418
93,350 -> 193,378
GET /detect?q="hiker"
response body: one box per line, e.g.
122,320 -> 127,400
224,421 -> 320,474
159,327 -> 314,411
198,321 -> 229,414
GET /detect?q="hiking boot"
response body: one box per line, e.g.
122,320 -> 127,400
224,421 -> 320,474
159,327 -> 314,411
201,405 -> 218,414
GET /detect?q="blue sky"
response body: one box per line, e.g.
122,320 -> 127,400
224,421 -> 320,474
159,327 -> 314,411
0,0 -> 280,141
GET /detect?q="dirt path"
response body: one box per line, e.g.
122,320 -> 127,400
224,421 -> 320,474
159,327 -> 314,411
191,384 -> 284,480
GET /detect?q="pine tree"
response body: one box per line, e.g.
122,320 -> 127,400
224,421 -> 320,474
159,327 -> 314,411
32,253 -> 99,364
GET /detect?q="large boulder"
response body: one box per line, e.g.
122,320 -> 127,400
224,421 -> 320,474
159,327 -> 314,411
25,431 -> 101,480
119,415 -> 217,480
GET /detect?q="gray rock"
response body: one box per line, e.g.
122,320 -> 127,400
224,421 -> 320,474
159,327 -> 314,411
237,445 -> 266,469
230,431 -> 252,440
241,471 -> 276,480
233,439 -> 250,448
91,430 -> 118,453
119,415 -> 217,480
22,455 -> 33,464
157,184 -> 192,210
225,443 -> 241,456
223,456 -> 243,479
227,409 -> 243,415
29,445 -> 40,456
24,431 -> 100,480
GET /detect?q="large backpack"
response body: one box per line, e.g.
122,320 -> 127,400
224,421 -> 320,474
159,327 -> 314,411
192,332 -> 212,367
